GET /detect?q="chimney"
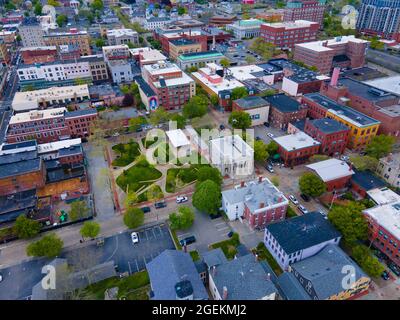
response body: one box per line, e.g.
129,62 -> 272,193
258,176 -> 263,183
255,253 -> 259,262
259,202 -> 265,209
222,286 -> 228,300
330,67 -> 340,87
241,181 -> 245,188
267,273 -> 271,281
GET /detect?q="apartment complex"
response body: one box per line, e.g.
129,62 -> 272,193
260,20 -> 319,49
43,29 -> 92,56
356,0 -> 400,39
283,0 -> 326,26
293,36 -> 369,74
19,18 -> 45,47
102,45 -> 134,84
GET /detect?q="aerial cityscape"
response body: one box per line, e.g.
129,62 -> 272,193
0,0 -> 400,304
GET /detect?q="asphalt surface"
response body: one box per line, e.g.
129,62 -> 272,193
0,224 -> 175,300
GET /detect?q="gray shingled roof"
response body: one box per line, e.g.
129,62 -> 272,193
291,244 -> 369,300
266,212 -> 341,254
211,254 -> 278,300
234,96 -> 269,110
146,250 -> 208,300
277,272 -> 311,300
202,248 -> 228,268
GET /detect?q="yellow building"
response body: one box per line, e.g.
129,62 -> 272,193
326,105 -> 380,151
44,30 -> 91,56
169,39 -> 202,60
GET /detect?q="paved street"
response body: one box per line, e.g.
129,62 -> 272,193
0,224 -> 174,300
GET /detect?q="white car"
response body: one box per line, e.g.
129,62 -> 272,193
131,232 -> 139,244
267,133 -> 274,139
298,205 -> 308,215
340,155 -> 349,162
289,195 -> 299,205
176,196 -> 188,204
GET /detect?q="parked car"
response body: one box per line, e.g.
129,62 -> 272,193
340,155 -> 349,162
179,235 -> 196,246
227,231 -> 234,238
289,195 -> 299,205
300,194 -> 311,202
266,165 -> 274,173
381,270 -> 390,280
131,232 -> 139,244
176,196 -> 188,204
298,205 -> 308,215
255,136 -> 261,141
267,132 -> 274,139
388,263 -> 400,276
154,201 -> 167,209
220,124 -> 225,130
112,132 -> 120,137
141,206 -> 151,213
263,122 -> 270,127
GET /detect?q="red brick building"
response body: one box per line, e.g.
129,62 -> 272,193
260,20 -> 319,49
6,108 -> 97,144
283,0 -> 326,26
303,118 -> 350,156
265,93 -> 307,130
158,31 -> 208,57
274,131 -> 320,167
320,77 -> 400,139
20,47 -> 58,65
209,15 -> 237,26
306,158 -> 354,192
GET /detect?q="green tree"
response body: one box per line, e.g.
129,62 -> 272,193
95,38 -> 105,48
170,114 -> 186,129
80,221 -> 100,240
149,107 -> 169,126
250,37 -> 278,60
13,215 -> 41,239
56,14 -> 68,27
27,233 -> 64,258
183,95 -> 208,119
299,172 -> 326,197
210,94 -> 219,107
177,6 -> 187,15
123,207 -> 144,229
129,116 -> 146,131
349,155 -> 379,171
47,0 -> 61,6
366,134 -> 395,159
34,2 -> 42,15
69,200 -> 90,221
192,180 -> 221,214
352,244 -> 385,278
254,139 -> 270,162
309,154 -> 330,163
124,191 -> 138,208
245,55 -> 256,64
328,202 -> 368,244
271,176 -> 280,187
228,111 -> 251,130
169,206 -> 195,230
196,166 -> 222,186
230,87 -> 248,100
91,0 -> 104,11
219,58 -> 231,68
266,141 -> 279,155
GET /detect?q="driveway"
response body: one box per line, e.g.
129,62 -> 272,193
0,224 -> 175,300
177,209 -> 231,254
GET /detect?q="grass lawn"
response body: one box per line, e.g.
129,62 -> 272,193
141,136 -> 159,149
165,163 -> 209,193
116,158 -> 162,193
210,233 -> 240,260
153,142 -> 175,163
190,250 -> 200,262
137,184 -> 164,203
286,206 -> 298,218
252,242 -> 283,276
111,140 -> 141,167
80,270 -> 150,300
170,227 -> 182,250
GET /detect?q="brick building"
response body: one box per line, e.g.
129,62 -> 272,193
20,46 -> 58,65
209,14 -> 237,26
274,132 -> 320,167
293,36 -> 369,74
158,31 -> 207,57
265,93 -> 308,130
44,29 -> 92,56
260,20 -> 319,50
303,118 -> 350,156
283,0 -> 326,26
350,170 -> 386,199
168,39 -> 203,60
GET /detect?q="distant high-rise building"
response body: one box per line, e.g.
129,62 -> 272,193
283,0 -> 326,27
356,0 -> 400,39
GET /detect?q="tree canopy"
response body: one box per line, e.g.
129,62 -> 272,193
149,107 -> 169,126
366,134 -> 395,159
196,166 -> 222,186
123,207 -> 144,229
352,244 -> 385,278
56,14 -> 68,27
80,221 -> 100,240
299,172 -> 326,197
228,111 -> 251,130
169,206 -> 195,230
13,215 -> 41,239
309,154 -> 330,163
27,233 -> 64,258
250,37 -> 278,60
254,140 -> 269,162
182,95 -> 208,119
220,58 -> 231,68
230,87 -> 248,101
169,114 -> 186,129
69,200 -> 90,221
192,180 -> 221,214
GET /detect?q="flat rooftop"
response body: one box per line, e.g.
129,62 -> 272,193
367,187 -> 400,206
262,19 -> 318,30
169,38 -> 198,46
166,129 -> 190,148
210,134 -> 253,161
265,93 -> 301,113
341,67 -> 387,82
365,75 -> 400,97
304,93 -> 381,127
307,118 -> 349,134
306,158 -> 354,182
234,96 -> 269,109
295,35 -> 369,52
191,71 -> 244,95
273,132 -> 320,152
9,108 -> 67,124
364,202 -> 400,240
143,62 -> 182,76
178,51 -> 224,61
37,138 -> 82,154
228,65 -> 265,81
153,72 -> 194,88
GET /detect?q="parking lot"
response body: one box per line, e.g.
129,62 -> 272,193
177,209 -> 231,253
253,124 -> 287,145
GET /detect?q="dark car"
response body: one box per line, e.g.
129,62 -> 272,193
220,124 -> 225,130
263,122 -> 270,127
381,270 -> 390,280
227,231 -> 234,238
300,194 -> 311,202
141,206 -> 151,213
388,263 -> 400,277
135,127 -> 143,132
255,136 -> 261,141
210,212 -> 222,220
179,235 -> 196,246
154,201 -> 167,209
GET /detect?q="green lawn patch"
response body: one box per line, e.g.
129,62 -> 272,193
190,250 -> 200,262
80,270 -> 150,300
252,242 -> 283,276
136,184 -> 164,203
165,163 -> 209,193
210,233 -> 240,260
112,140 -> 141,167
170,227 -> 182,250
286,206 -> 298,218
116,158 -> 162,193
141,136 -> 158,149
